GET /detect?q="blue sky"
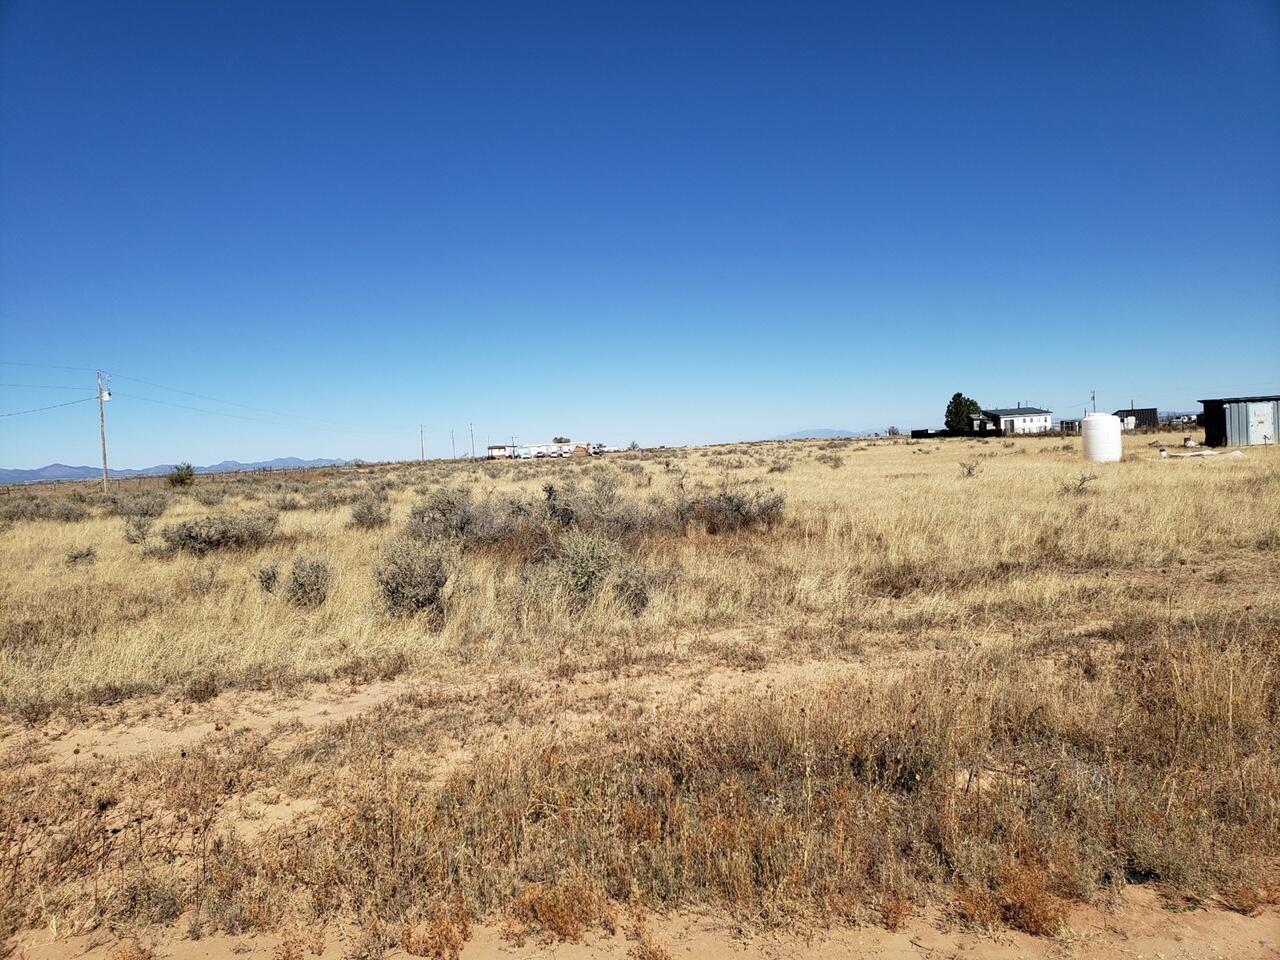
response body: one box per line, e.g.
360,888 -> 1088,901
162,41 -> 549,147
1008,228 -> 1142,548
2,0 -> 1277,467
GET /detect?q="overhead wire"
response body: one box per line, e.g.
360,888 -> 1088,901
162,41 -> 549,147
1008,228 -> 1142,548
0,382 -> 99,391
111,391 -> 406,436
106,371 -> 399,431
2,360 -> 410,436
1,396 -> 98,417
0,360 -> 98,373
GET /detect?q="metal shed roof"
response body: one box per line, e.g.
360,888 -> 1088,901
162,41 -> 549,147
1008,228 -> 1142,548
1197,395 -> 1280,404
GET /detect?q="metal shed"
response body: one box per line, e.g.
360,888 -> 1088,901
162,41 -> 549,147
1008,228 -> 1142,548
1198,395 -> 1280,447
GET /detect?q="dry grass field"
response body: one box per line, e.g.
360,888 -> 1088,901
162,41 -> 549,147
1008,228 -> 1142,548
2,433 -> 1278,958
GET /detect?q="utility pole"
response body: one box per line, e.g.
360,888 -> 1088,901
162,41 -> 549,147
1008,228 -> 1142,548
450,429 -> 455,460
97,371 -> 111,492
1091,390 -> 1096,413
469,423 -> 475,460
420,424 -> 425,461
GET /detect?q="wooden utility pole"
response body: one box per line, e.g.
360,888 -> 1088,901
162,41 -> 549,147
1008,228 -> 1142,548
420,424 -> 425,461
450,429 -> 455,459
469,423 -> 475,460
97,371 -> 111,492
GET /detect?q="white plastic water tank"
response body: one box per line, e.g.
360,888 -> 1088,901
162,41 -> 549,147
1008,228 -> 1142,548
1082,412 -> 1122,463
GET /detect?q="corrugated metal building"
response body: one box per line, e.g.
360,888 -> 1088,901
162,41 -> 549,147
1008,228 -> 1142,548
1198,395 -> 1280,447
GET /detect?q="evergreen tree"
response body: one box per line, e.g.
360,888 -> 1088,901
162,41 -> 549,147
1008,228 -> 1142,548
944,393 -> 982,432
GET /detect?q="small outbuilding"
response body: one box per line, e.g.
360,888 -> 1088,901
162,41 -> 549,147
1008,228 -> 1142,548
1199,395 -> 1279,447
1112,407 -> 1159,431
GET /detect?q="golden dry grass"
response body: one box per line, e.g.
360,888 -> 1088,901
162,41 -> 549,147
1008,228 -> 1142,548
1,433 -> 1277,952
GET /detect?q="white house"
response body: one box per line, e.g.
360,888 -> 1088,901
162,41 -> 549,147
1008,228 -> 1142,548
982,405 -> 1053,435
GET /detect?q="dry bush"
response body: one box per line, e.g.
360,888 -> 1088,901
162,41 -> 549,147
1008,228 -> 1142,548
683,487 -> 785,534
160,511 -> 278,554
255,560 -> 279,593
0,496 -> 88,523
284,557 -> 331,608
400,896 -> 471,959
510,878 -> 613,941
65,546 -> 96,566
375,538 -> 451,617
123,514 -> 154,544
552,529 -> 617,600
109,492 -> 169,518
349,495 -> 390,529
191,487 -> 226,507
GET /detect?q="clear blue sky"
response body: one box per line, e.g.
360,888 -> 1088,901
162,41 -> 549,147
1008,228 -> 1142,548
2,0 -> 1277,467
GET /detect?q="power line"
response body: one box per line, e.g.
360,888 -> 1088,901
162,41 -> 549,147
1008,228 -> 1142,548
0,382 -> 97,391
1,396 -> 97,417
107,371 -> 393,431
3,360 -> 406,433
0,360 -> 97,373
112,391 -> 403,436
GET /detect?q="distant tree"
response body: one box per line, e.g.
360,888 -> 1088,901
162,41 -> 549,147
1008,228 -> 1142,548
887,426 -> 901,436
552,436 -> 570,444
944,393 -> 983,433
627,441 -> 640,451
167,462 -> 195,487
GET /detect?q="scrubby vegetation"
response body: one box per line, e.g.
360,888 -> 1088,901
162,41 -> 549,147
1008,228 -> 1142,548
160,510 -> 278,554
0,435 -> 1277,954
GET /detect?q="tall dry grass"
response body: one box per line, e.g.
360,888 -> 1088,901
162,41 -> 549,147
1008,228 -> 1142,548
1,435 -> 1278,948
2,436 -> 1276,716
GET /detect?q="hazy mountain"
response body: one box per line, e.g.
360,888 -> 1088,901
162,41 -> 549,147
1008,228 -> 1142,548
0,457 -> 352,485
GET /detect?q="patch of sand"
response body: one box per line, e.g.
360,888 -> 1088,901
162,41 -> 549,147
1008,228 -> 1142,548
11,890 -> 1278,959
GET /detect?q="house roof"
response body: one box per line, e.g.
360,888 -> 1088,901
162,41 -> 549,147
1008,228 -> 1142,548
1198,395 -> 1280,404
982,407 -> 1051,417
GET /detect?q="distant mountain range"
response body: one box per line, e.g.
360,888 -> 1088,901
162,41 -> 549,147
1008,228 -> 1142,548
770,428 -> 866,440
0,457 -> 353,485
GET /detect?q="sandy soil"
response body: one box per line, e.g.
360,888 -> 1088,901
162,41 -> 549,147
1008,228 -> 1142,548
11,889 -> 1278,959
5,619 -> 1277,960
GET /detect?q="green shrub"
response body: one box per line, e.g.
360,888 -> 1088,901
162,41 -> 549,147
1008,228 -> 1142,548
160,511 -> 278,554
167,462 -> 196,487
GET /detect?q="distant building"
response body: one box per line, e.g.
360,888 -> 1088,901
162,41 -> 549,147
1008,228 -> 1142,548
981,405 -> 1053,435
1059,419 -> 1082,435
1198,396 -> 1279,447
968,413 -> 999,433
504,439 -> 603,458
486,445 -> 513,460
1112,407 -> 1159,430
